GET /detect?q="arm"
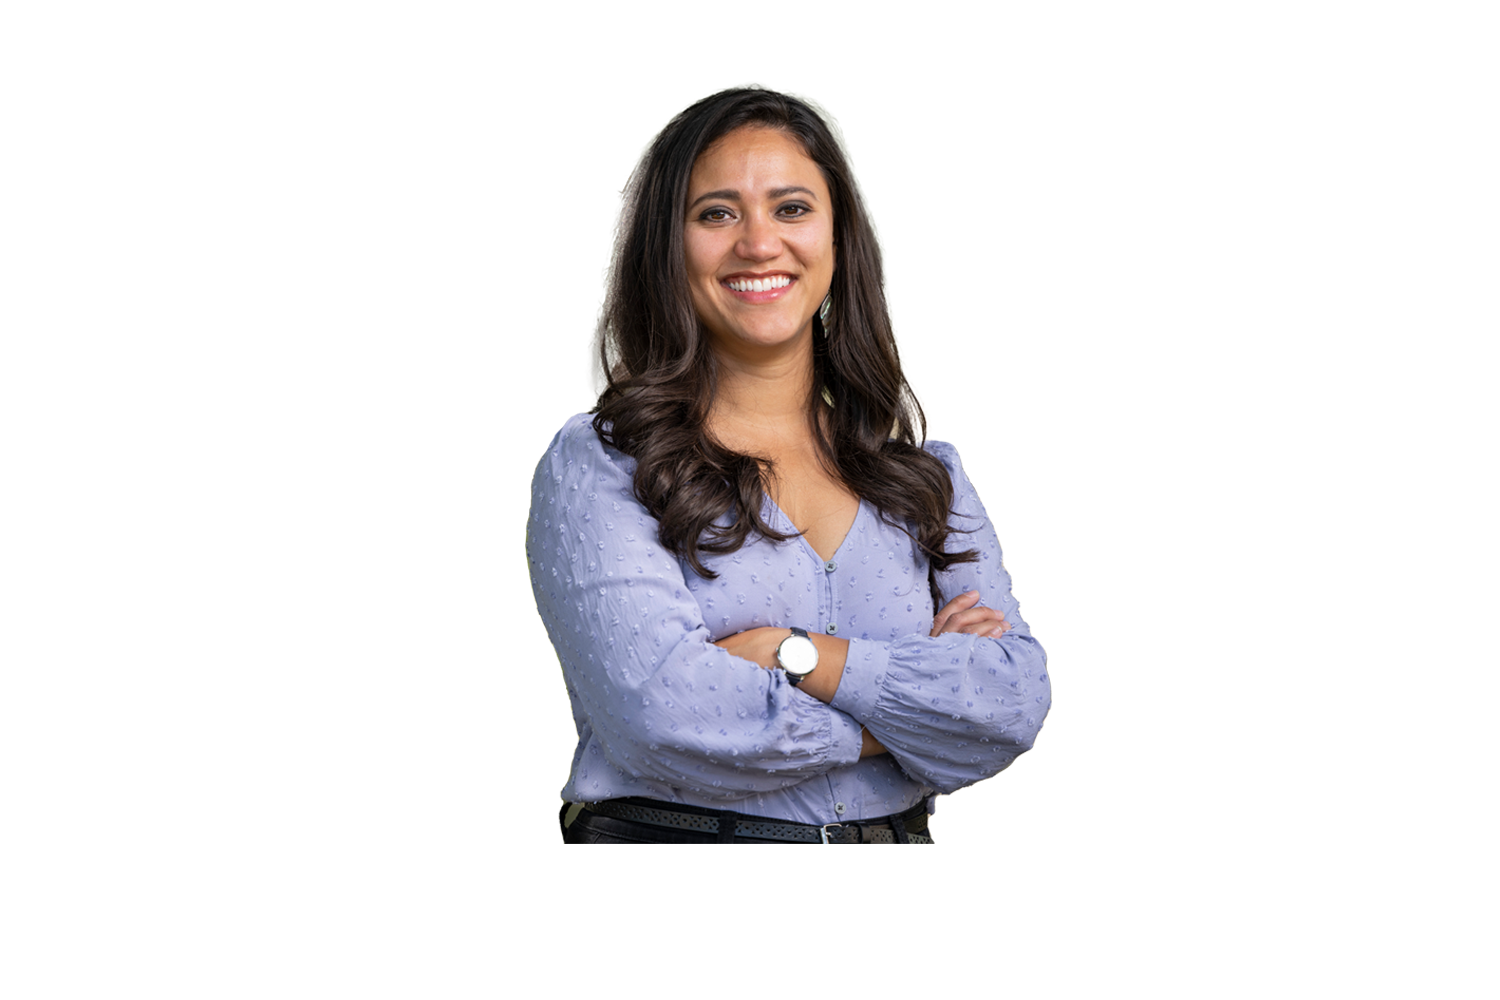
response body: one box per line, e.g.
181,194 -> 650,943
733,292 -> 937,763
834,441 -> 1050,792
709,443 -> 1050,792
714,584 -> 1010,752
709,626 -> 888,756
526,416 -> 865,801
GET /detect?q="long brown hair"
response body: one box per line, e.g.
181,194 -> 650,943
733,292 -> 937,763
593,87 -> 977,580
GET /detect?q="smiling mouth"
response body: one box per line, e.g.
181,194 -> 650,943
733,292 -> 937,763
724,275 -> 793,293
717,275 -> 792,299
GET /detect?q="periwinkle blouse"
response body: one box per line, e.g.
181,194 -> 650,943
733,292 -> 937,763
527,413 -> 1050,826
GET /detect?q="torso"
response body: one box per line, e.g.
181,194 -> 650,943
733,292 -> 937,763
534,412 -> 978,824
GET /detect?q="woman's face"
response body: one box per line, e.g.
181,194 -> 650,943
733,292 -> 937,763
683,126 -> 835,360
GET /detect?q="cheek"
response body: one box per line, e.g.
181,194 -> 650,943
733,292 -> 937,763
683,233 -> 717,284
684,238 -> 705,280
792,226 -> 834,269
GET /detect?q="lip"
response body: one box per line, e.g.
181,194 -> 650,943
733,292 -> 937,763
720,271 -> 796,303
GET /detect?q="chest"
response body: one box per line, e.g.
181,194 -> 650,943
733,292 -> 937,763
718,432 -> 851,560
682,505 -> 932,644
766,461 -> 859,564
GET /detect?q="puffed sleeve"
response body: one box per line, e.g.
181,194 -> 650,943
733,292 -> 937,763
828,441 -> 1051,793
526,415 -> 866,801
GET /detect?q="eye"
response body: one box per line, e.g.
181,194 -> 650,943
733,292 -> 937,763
698,207 -> 733,223
777,202 -> 811,218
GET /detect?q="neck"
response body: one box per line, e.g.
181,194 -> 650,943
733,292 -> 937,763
707,334 -> 816,443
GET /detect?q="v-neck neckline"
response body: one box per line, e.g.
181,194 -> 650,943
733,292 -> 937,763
765,493 -> 864,566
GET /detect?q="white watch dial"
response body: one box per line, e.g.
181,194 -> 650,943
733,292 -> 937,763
778,633 -> 819,675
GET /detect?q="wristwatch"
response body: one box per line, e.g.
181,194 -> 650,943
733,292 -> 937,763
775,627 -> 819,686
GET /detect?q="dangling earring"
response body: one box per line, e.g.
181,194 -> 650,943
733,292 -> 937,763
818,294 -> 833,338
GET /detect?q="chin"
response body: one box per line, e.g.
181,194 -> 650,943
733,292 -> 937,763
729,330 -> 807,351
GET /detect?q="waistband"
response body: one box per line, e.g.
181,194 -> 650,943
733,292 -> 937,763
582,796 -> 933,844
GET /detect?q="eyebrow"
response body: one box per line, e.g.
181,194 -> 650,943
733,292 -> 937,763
687,185 -> 819,210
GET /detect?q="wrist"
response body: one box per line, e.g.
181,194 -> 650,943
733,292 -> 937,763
775,627 -> 818,684
791,632 -> 849,704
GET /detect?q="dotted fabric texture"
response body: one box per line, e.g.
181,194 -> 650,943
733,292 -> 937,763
527,413 -> 1050,826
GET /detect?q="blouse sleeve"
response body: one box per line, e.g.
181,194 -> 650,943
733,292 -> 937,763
526,415 -> 865,802
828,441 -> 1051,793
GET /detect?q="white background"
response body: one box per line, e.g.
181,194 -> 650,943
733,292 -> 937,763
5,3 -> 1494,995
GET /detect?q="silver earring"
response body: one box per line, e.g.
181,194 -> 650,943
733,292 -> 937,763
818,295 -> 833,338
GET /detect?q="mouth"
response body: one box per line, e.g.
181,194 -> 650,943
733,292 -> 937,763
721,273 -> 794,302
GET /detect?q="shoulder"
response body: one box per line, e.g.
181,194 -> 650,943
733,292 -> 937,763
541,412 -> 606,457
535,413 -> 627,464
921,438 -> 966,480
921,438 -> 988,517
531,413 -> 635,495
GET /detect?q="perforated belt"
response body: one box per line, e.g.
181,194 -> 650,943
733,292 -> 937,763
585,797 -> 933,844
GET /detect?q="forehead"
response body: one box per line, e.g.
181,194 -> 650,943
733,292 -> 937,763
688,127 -> 827,195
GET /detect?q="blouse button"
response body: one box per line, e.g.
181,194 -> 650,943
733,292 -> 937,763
824,560 -> 837,573
835,802 -> 847,814
826,623 -> 838,635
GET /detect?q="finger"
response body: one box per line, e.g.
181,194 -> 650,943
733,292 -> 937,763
930,593 -> 966,632
937,606 -> 1005,634
933,590 -> 980,624
966,621 -> 1012,637
942,614 -> 1010,637
931,590 -> 981,636
945,605 -> 1004,625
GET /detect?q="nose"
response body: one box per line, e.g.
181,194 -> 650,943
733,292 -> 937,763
734,210 -> 783,262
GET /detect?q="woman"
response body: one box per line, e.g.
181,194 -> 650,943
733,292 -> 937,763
527,87 -> 1050,844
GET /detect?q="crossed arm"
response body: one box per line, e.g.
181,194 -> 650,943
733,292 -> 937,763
711,590 -> 1012,756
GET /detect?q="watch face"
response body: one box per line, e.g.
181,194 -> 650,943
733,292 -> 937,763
779,634 -> 819,675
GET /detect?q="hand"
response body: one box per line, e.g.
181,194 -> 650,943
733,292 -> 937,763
712,627 -> 788,670
931,590 -> 1010,639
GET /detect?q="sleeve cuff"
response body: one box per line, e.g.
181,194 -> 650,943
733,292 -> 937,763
828,637 -> 890,723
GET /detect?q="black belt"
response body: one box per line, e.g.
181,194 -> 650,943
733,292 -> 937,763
583,796 -> 933,844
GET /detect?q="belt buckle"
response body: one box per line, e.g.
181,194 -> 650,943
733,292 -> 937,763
819,822 -> 843,844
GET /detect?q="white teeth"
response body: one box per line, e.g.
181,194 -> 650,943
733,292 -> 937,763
727,276 -> 791,292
